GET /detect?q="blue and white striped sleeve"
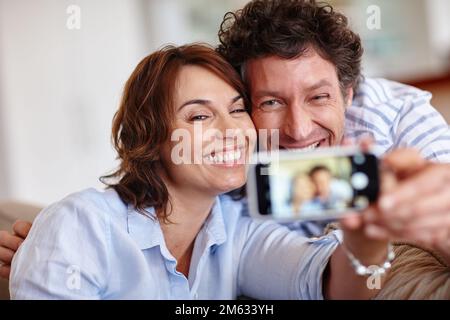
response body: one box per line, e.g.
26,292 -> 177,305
392,91 -> 450,163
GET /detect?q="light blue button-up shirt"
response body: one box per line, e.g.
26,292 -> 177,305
10,188 -> 341,300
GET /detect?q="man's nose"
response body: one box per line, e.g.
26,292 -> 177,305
282,104 -> 314,141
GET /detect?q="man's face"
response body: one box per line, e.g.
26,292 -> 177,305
310,170 -> 332,198
246,47 -> 352,151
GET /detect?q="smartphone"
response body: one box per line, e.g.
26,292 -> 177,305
246,146 -> 380,222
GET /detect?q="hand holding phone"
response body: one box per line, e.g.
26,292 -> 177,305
246,146 -> 380,222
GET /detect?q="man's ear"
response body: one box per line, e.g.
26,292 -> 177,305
345,87 -> 354,108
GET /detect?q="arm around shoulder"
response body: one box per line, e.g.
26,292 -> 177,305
10,191 -> 111,299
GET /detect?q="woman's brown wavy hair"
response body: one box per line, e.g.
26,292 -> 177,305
101,44 -> 248,222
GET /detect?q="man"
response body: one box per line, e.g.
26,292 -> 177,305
1,0 -> 449,289
308,165 -> 352,210
216,0 -> 450,261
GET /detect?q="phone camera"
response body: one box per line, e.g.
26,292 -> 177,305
351,172 -> 369,190
354,196 -> 369,209
353,153 -> 366,165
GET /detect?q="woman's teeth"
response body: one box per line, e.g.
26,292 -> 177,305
207,150 -> 242,164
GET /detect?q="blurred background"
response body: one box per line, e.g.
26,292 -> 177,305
0,0 -> 449,207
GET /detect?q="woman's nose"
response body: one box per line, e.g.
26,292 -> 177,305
212,114 -> 249,147
216,113 -> 242,135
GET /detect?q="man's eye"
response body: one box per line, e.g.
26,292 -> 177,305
312,94 -> 330,101
260,100 -> 282,108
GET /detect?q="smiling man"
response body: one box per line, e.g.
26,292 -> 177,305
218,1 -> 449,160
217,0 -> 450,257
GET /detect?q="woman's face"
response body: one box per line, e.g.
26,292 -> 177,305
292,174 -> 316,201
161,65 -> 256,197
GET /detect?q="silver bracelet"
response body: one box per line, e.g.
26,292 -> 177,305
342,243 -> 395,277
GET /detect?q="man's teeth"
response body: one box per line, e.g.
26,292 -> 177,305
287,142 -> 320,151
207,150 -> 242,164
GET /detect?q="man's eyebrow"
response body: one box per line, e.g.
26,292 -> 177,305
178,95 -> 243,110
253,80 -> 333,99
253,90 -> 282,99
306,79 -> 333,91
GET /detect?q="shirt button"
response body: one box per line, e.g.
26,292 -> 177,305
193,293 -> 199,300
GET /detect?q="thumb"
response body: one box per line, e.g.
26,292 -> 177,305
340,212 -> 363,231
382,149 -> 427,178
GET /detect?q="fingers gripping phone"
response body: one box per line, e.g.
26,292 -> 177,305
246,147 -> 380,222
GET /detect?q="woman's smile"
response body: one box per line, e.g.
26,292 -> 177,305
203,145 -> 246,167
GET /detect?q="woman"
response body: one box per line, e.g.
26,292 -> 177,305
9,44 -> 389,300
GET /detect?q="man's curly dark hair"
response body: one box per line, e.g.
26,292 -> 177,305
217,0 -> 364,93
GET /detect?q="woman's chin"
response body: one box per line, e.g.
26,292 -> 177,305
202,166 -> 247,193
209,178 -> 246,196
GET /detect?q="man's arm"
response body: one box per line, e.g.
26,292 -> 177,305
324,223 -> 390,299
324,149 -> 450,298
0,221 -> 32,279
325,149 -> 450,298
392,87 -> 450,163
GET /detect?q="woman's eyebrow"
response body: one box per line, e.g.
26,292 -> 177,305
179,95 -> 242,110
179,99 -> 211,110
230,95 -> 243,104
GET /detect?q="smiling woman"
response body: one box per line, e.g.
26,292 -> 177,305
100,44 -> 255,223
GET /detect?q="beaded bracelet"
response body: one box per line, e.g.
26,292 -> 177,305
342,243 -> 396,276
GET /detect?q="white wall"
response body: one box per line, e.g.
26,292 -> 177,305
0,0 -> 250,206
427,0 -> 450,60
146,0 -> 246,47
0,66 -> 10,198
0,0 -> 151,206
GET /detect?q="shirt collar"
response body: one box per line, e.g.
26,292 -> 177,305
126,197 -> 227,251
127,206 -> 164,250
202,197 -> 227,248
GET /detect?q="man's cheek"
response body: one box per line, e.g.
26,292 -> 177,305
316,112 -> 345,141
251,112 -> 278,130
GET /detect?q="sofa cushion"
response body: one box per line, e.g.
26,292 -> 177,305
374,243 -> 450,300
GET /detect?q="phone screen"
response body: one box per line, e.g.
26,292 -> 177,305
254,152 -> 379,221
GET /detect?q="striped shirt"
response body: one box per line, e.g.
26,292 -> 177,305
346,77 -> 450,162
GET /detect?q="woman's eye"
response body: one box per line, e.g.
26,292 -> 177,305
231,108 -> 247,114
190,115 -> 209,121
